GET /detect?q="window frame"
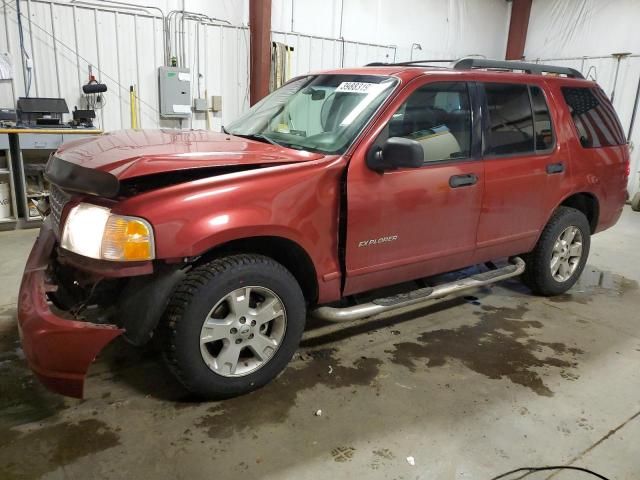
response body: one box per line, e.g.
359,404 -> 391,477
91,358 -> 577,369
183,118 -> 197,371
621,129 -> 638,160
479,81 -> 556,159
528,84 -> 556,154
369,80 -> 480,168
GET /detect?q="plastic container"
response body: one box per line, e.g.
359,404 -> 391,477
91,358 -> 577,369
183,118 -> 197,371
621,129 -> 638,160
0,182 -> 11,219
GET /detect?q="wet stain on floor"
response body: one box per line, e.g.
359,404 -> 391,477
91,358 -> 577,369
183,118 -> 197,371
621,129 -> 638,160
370,448 -> 395,470
0,317 -> 66,429
549,266 -> 639,305
195,349 -> 381,438
389,304 -> 583,396
0,419 -> 120,480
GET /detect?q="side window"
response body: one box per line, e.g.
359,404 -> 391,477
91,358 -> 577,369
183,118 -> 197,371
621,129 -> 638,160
485,83 -> 534,155
530,86 -> 554,151
561,87 -> 626,148
389,82 -> 471,163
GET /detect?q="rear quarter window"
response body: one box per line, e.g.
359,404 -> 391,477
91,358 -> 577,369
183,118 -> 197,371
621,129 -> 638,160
561,87 -> 626,148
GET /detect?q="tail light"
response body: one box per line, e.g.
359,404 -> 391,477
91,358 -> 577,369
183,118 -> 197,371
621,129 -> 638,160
624,144 -> 631,178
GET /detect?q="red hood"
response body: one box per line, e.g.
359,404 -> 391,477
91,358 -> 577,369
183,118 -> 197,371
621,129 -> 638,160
56,129 -> 324,180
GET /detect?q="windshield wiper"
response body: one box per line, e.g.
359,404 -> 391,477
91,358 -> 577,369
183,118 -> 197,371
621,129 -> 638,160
235,133 -> 282,147
227,131 -> 319,153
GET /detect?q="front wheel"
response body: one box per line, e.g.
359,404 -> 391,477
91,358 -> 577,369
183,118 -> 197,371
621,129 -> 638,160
161,254 -> 306,399
522,206 -> 591,296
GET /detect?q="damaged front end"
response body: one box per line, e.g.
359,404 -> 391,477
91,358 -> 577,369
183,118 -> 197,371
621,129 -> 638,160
19,137 -> 311,398
18,219 -> 123,398
18,218 -> 186,398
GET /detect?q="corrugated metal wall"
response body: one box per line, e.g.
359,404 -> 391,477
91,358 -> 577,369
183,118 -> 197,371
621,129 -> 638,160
0,0 -> 396,133
0,0 -> 250,132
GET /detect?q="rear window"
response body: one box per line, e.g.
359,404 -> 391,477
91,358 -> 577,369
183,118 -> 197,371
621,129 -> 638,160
561,87 -> 626,148
484,83 -> 535,155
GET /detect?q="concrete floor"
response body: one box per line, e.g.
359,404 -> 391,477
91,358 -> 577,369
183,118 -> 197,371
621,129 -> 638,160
1,208 -> 639,480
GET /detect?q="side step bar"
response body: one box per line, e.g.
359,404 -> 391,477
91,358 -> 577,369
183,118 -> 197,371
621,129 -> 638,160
311,257 -> 526,322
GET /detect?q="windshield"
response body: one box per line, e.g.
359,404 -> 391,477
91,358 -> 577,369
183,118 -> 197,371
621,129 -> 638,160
226,74 -> 398,154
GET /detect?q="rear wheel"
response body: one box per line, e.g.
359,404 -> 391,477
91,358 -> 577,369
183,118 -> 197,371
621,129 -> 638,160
522,206 -> 590,296
162,254 -> 306,399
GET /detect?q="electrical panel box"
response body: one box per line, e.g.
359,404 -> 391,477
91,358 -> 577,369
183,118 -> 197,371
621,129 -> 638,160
193,98 -> 208,112
211,95 -> 223,112
158,67 -> 191,118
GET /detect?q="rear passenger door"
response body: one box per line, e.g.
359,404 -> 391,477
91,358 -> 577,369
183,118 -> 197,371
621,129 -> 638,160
474,82 -> 565,262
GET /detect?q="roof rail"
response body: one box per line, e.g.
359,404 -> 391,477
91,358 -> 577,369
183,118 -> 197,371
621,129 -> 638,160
452,58 -> 584,79
365,59 -> 455,67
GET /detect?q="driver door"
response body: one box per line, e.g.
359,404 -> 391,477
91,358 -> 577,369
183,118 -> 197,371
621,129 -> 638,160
344,80 -> 484,295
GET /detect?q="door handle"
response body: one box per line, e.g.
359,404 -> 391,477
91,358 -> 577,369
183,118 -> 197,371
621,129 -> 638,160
449,173 -> 478,188
546,162 -> 565,174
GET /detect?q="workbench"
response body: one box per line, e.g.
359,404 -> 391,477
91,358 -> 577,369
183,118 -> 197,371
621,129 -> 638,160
0,128 -> 102,228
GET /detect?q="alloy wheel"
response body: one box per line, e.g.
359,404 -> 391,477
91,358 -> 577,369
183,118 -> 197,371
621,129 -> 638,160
550,226 -> 583,282
199,286 -> 287,377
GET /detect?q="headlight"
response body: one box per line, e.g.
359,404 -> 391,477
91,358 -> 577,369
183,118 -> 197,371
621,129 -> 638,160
61,203 -> 155,261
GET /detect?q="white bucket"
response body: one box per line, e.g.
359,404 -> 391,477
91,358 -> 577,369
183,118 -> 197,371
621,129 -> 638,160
0,182 -> 11,219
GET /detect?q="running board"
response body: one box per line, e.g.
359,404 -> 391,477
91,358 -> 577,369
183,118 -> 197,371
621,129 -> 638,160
311,257 -> 526,322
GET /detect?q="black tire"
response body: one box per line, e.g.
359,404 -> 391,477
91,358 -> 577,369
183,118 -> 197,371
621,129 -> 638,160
521,206 -> 591,296
161,254 -> 306,399
631,192 -> 640,212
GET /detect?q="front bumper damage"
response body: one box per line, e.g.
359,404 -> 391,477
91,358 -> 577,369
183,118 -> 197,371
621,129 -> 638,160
17,219 -> 124,398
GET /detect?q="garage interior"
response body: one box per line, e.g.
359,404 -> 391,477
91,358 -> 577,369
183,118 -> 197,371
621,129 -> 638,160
1,0 -> 640,479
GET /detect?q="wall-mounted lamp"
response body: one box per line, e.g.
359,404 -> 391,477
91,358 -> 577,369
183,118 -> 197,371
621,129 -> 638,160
410,43 -> 422,61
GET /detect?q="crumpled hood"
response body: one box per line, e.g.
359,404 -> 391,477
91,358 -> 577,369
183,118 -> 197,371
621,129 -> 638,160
56,129 -> 324,180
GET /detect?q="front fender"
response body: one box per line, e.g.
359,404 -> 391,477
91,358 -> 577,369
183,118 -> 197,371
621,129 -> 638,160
114,159 -> 345,302
190,221 -> 317,261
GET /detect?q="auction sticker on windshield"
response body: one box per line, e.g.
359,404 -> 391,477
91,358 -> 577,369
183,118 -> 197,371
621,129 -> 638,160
335,82 -> 379,93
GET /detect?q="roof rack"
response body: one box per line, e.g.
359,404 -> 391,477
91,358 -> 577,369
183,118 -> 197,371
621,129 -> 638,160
452,58 -> 584,79
365,59 -> 455,67
364,58 -> 585,79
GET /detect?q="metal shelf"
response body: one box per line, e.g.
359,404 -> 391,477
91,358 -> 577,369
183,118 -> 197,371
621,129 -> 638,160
4,130 -> 101,228
0,138 -> 18,226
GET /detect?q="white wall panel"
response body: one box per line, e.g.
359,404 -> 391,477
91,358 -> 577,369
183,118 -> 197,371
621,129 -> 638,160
50,4 -> 82,114
272,0 -> 511,62
526,0 -> 640,59
94,9 -> 121,131
0,2 -> 19,104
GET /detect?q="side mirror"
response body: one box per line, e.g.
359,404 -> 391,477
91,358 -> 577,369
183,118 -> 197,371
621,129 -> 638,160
302,87 -> 326,101
367,137 -> 424,172
311,89 -> 326,101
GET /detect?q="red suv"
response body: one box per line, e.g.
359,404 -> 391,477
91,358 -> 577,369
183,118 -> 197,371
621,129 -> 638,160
19,59 -> 629,399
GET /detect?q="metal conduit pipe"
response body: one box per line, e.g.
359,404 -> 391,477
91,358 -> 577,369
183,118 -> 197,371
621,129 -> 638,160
271,29 -> 397,50
166,10 -> 232,67
532,54 -> 640,62
71,0 -> 168,65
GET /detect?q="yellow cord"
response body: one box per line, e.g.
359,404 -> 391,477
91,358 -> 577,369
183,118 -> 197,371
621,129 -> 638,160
130,86 -> 137,129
